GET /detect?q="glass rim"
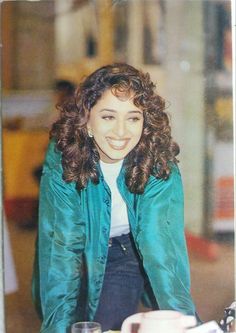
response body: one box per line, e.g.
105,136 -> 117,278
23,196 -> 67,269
71,321 -> 101,328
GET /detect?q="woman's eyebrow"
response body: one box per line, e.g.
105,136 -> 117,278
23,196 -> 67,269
99,109 -> 142,114
128,110 -> 143,114
99,108 -> 116,113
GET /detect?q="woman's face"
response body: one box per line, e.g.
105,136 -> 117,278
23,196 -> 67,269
87,89 -> 144,163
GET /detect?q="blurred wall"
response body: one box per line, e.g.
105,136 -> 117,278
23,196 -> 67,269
2,1 -> 55,90
164,0 -> 205,235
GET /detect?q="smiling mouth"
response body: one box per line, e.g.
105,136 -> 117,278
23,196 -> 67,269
106,138 -> 130,150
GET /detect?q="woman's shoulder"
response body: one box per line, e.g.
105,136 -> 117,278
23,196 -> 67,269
43,139 -> 62,171
41,140 -> 78,191
144,163 -> 182,193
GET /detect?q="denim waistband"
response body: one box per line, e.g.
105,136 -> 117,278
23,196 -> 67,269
108,233 -> 131,247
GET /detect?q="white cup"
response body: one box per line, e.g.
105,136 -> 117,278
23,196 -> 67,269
121,310 -> 197,333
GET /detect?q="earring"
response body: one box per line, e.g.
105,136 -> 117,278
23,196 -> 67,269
88,129 -> 93,138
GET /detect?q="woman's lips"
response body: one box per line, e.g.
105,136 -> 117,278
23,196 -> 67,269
106,137 -> 130,150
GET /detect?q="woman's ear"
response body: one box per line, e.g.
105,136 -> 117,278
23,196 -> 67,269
87,126 -> 94,138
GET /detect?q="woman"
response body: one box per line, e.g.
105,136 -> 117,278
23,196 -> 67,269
32,63 -> 197,333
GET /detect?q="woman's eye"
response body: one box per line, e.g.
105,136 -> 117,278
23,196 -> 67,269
128,117 -> 141,122
102,116 -> 115,120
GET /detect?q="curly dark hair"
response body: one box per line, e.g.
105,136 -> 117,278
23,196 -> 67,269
50,63 -> 179,194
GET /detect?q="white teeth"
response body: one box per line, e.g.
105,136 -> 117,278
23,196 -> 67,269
109,139 -> 126,147
106,138 -> 129,149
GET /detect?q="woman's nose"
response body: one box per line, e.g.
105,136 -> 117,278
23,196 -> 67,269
113,120 -> 126,137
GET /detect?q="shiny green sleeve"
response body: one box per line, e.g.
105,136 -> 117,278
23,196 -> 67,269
136,164 -> 196,315
34,141 -> 86,333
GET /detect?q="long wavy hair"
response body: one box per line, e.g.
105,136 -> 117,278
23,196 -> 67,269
50,63 -> 179,194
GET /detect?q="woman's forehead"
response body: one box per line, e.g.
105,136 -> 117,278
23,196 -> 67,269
91,89 -> 142,114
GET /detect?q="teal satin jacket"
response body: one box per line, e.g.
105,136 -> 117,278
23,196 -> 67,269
32,140 -> 196,333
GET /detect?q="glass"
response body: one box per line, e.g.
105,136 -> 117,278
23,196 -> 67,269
71,321 -> 102,333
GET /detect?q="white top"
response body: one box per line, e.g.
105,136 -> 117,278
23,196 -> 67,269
100,160 -> 130,238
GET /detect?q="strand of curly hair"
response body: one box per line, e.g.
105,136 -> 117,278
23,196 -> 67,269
50,63 -> 179,194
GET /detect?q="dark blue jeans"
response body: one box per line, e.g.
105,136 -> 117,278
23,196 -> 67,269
94,233 -> 144,331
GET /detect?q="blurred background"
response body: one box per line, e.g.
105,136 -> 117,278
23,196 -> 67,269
1,0 -> 234,332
